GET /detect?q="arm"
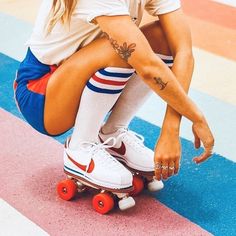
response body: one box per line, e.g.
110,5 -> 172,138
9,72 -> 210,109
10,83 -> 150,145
153,9 -> 194,179
159,9 -> 194,134
95,15 -> 214,176
96,15 -> 201,122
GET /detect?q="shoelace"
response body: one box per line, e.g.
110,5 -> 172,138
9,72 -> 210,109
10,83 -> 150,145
117,128 -> 144,144
80,137 -> 121,171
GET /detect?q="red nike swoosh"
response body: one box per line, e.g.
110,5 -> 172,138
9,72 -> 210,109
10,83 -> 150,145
99,136 -> 126,156
67,154 -> 95,173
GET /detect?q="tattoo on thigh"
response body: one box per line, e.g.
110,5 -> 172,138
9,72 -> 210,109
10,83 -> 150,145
102,32 -> 136,62
154,77 -> 168,90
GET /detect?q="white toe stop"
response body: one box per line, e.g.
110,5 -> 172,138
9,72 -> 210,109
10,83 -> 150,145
118,197 -> 135,211
147,179 -> 164,192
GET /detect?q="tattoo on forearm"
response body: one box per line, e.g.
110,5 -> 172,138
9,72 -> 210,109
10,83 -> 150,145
102,32 -> 136,62
154,77 -> 168,90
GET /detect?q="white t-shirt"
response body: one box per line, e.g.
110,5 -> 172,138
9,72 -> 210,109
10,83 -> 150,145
27,0 -> 181,65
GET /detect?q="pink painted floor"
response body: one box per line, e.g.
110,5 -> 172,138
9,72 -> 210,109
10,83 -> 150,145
0,109 -> 211,235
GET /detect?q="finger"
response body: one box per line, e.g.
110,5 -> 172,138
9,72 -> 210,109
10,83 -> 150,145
194,136 -> 201,149
193,130 -> 201,149
193,150 -> 213,164
174,160 -> 180,174
155,162 -> 162,181
168,161 -> 175,177
161,161 -> 169,180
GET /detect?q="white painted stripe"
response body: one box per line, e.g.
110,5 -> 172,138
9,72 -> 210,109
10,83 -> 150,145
192,47 -> 236,105
0,199 -> 49,236
89,79 -> 126,90
0,13 -> 31,61
213,0 -> 236,7
136,89 -> 236,162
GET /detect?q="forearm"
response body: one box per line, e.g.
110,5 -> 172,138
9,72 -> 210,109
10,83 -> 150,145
137,54 -> 202,123
161,51 -> 194,133
96,15 -> 202,123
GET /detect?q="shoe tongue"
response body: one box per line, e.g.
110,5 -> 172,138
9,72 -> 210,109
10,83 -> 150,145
79,141 -> 97,149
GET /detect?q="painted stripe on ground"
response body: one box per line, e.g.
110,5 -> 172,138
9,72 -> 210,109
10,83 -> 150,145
185,15 -> 236,61
191,48 -> 236,105
0,12 -> 31,61
142,7 -> 236,61
0,0 -> 41,23
0,199 -> 49,236
0,109 -> 211,236
181,0 -> 236,30
213,0 -> 236,8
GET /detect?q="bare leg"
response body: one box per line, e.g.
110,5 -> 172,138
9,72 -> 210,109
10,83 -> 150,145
44,37 -> 131,135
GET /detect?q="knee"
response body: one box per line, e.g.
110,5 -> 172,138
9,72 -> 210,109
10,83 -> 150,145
96,37 -> 133,69
140,21 -> 171,55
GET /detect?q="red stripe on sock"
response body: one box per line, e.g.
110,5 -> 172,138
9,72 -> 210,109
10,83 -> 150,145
92,74 -> 128,86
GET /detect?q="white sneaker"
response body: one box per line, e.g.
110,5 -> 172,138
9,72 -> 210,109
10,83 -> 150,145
64,137 -> 133,191
99,128 -> 154,173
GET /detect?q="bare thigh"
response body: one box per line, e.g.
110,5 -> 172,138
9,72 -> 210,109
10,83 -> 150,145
44,37 -> 131,135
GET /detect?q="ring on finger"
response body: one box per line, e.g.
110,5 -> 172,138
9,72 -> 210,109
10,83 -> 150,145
169,166 -> 175,170
155,163 -> 162,169
161,165 -> 168,170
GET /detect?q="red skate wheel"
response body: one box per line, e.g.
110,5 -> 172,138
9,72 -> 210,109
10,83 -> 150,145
92,193 -> 114,214
130,176 -> 144,196
57,179 -> 77,201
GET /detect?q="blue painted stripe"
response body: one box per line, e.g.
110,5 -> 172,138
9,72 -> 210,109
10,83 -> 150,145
128,118 -> 236,236
86,81 -> 123,94
99,69 -> 133,78
1,53 -> 236,236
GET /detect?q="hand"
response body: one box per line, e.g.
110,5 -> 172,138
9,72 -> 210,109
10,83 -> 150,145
154,131 -> 181,181
192,117 -> 214,164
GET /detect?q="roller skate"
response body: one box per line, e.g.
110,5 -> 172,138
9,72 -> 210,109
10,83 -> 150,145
99,128 -> 164,196
57,137 -> 135,214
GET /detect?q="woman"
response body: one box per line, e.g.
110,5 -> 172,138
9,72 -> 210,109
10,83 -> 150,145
14,0 -> 214,192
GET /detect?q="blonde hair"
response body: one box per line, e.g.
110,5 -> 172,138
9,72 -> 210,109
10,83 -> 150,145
46,0 -> 77,34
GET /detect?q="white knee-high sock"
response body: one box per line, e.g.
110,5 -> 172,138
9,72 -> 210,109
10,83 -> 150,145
69,67 -> 135,149
102,54 -> 174,134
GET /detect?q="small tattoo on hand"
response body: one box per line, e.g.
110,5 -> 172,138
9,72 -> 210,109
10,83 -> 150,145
102,31 -> 136,62
154,77 -> 168,90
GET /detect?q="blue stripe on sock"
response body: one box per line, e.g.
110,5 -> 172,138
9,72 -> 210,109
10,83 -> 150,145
86,81 -> 123,94
99,68 -> 133,78
162,59 -> 174,64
